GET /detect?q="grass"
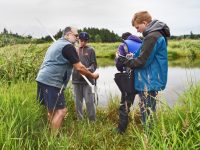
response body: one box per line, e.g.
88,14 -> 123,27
0,39 -> 200,149
89,42 -> 120,59
168,39 -> 200,59
0,39 -> 200,83
1,39 -> 200,60
0,81 -> 200,149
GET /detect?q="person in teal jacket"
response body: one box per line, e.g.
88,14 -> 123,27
116,11 -> 170,133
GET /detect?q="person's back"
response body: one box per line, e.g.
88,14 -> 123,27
115,33 -> 142,72
115,32 -> 142,134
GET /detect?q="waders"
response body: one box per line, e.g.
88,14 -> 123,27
114,71 -> 136,133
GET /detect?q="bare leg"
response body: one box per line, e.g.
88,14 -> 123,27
48,111 -> 53,122
48,108 -> 67,135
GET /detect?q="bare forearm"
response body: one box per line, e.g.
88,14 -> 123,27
78,65 -> 94,78
73,62 -> 98,79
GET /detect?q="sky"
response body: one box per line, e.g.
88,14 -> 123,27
0,0 -> 200,38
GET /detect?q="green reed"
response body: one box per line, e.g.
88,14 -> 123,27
0,81 -> 199,149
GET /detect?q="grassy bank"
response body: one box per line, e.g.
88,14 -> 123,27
0,39 -> 200,149
91,39 -> 200,59
1,39 -> 200,60
0,39 -> 200,82
0,81 -> 200,149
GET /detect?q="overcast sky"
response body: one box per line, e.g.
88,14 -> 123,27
0,0 -> 200,38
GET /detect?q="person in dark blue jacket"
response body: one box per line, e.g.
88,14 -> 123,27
117,11 -> 170,133
115,32 -> 142,72
114,33 -> 142,134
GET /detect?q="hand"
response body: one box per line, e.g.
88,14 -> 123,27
115,51 -> 119,58
126,53 -> 133,59
92,72 -> 99,79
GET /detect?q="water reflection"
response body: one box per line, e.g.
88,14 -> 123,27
168,57 -> 200,68
97,57 -> 200,68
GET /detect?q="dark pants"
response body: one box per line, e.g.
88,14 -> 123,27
117,91 -> 157,132
117,91 -> 136,132
138,91 -> 157,124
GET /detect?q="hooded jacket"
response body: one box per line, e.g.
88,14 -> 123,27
119,20 -> 170,91
115,35 -> 142,72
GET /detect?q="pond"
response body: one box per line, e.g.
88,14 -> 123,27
95,58 -> 200,107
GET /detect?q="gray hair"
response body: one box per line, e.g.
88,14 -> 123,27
62,27 -> 72,37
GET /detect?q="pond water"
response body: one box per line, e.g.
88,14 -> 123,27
95,66 -> 200,107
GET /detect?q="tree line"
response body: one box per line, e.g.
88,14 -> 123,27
170,31 -> 200,40
38,27 -> 121,43
1,28 -> 200,47
0,27 -> 121,46
0,28 -> 33,47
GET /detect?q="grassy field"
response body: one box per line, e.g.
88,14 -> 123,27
0,81 -> 200,149
0,39 -> 200,149
0,39 -> 200,82
92,39 -> 200,59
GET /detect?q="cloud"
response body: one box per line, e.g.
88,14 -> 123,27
0,0 -> 200,37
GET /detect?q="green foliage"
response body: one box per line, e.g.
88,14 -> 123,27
0,30 -> 200,149
96,58 -> 115,67
78,27 -> 121,43
1,40 -> 200,83
170,32 -> 200,40
168,57 -> 200,68
168,39 -> 200,61
0,33 -> 34,47
0,43 -> 49,82
37,27 -> 121,43
90,42 -> 120,58
94,34 -> 102,42
0,82 -> 200,149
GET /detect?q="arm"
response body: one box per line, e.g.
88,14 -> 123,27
62,44 -> 99,79
118,34 -> 157,68
88,48 -> 97,72
115,44 -> 127,72
73,62 -> 99,79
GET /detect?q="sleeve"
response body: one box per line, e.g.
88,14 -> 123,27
88,48 -> 97,72
62,44 -> 80,64
115,57 -> 124,72
118,35 -> 157,68
115,43 -> 128,72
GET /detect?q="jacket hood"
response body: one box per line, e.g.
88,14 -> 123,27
143,20 -> 170,38
127,35 -> 142,43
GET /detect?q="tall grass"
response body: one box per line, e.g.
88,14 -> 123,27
168,39 -> 200,59
90,42 -> 120,59
0,40 -> 199,83
0,43 -> 49,82
0,40 -> 200,149
0,81 -> 200,149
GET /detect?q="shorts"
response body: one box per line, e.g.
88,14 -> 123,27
37,82 -> 66,111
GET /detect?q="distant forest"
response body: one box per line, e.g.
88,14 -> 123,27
0,27 -> 200,47
40,27 -> 121,43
